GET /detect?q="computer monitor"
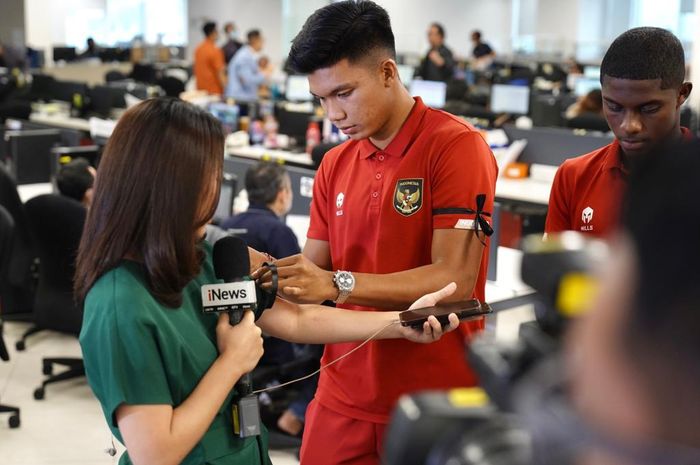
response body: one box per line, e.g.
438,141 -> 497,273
490,84 -> 530,115
208,102 -> 239,134
409,80 -> 447,108
51,80 -> 89,106
584,65 -> 601,79
574,77 -> 601,97
29,74 -> 56,101
396,65 -> 415,86
213,173 -> 238,223
52,46 -> 76,63
277,107 -> 314,147
51,145 -> 101,179
90,85 -> 127,117
5,129 -> 63,185
285,75 -> 312,102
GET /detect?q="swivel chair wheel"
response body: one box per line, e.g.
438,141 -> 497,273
33,387 -> 45,400
42,361 -> 53,375
15,340 -> 25,351
8,414 -> 20,428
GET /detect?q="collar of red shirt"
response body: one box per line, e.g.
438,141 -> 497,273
358,97 -> 428,159
605,126 -> 693,173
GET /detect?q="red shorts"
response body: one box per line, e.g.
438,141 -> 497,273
300,399 -> 386,465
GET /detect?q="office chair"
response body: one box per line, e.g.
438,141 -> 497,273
445,79 -> 469,101
24,194 -> 86,399
0,166 -> 35,322
0,205 -> 21,428
157,76 -> 185,98
104,70 -> 127,83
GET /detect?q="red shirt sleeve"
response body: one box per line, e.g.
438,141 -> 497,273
544,160 -> 574,234
307,156 -> 330,241
431,132 -> 498,231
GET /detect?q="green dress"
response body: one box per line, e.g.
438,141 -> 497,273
79,243 -> 271,465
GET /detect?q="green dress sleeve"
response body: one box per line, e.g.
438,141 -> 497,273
80,265 -> 174,430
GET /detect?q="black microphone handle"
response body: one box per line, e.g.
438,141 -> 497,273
227,309 -> 253,396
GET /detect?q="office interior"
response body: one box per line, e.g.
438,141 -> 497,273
1,0 -> 699,464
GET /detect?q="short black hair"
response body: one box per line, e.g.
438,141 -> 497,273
287,0 -> 396,74
245,162 -> 289,206
56,157 -> 94,202
202,22 -> 217,37
247,29 -> 261,43
620,139 -> 700,445
431,23 -> 445,39
472,30 -> 482,40
600,27 -> 685,89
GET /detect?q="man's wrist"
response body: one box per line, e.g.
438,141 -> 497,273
324,270 -> 338,301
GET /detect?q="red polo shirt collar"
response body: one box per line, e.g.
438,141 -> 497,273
358,97 -> 428,159
605,126 -> 693,173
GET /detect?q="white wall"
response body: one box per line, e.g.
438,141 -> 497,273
25,0 -> 106,63
377,0 -> 513,59
187,0 -> 284,63
0,0 -> 25,47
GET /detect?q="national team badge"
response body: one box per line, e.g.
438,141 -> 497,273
393,178 -> 423,216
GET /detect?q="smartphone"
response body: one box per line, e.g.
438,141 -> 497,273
399,299 -> 492,329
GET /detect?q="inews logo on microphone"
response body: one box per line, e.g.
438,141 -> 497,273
201,281 -> 257,313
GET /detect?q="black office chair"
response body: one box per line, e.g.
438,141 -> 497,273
24,194 -> 86,399
104,70 -> 127,83
0,166 -> 35,322
157,76 -> 185,98
0,205 -> 21,428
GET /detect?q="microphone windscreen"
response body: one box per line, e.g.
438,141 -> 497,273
213,236 -> 250,282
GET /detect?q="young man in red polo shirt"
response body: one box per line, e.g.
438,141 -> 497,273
545,27 -> 692,238
256,1 -> 497,463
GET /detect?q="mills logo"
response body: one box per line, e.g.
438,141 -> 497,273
201,281 -> 257,313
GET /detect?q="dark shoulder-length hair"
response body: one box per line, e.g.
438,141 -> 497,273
74,98 -> 224,307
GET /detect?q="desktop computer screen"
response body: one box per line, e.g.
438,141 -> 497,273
208,102 -> 240,134
213,173 -> 237,222
409,80 -> 447,108
53,47 -> 76,63
277,107 -> 314,147
584,65 -> 601,79
285,75 -> 313,102
90,85 -> 127,117
490,84 -> 531,115
396,65 -> 415,86
574,77 -> 601,97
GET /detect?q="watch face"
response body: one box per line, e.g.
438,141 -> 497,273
336,271 -> 355,291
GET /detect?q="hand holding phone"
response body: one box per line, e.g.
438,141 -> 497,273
398,299 -> 492,329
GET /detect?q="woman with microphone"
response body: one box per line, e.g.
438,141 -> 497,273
75,98 -> 460,465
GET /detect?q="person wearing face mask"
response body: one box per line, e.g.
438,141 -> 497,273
545,27 -> 693,239
222,22 -> 242,65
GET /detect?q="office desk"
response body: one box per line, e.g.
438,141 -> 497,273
17,182 -> 54,202
495,177 -> 552,207
226,145 -> 314,168
29,113 -> 91,132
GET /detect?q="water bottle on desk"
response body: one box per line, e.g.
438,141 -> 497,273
305,121 -> 321,154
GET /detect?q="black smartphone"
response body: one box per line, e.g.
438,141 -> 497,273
399,299 -> 492,329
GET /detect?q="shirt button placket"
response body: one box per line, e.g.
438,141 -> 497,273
371,152 -> 385,208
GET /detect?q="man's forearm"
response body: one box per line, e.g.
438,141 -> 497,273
320,263 -> 478,310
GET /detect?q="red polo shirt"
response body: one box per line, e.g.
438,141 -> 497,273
307,97 -> 498,423
545,128 -> 691,238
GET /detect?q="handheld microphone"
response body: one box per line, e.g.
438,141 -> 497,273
207,236 -> 258,325
208,236 -> 262,438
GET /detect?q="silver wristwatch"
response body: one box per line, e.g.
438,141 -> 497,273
332,270 -> 355,304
